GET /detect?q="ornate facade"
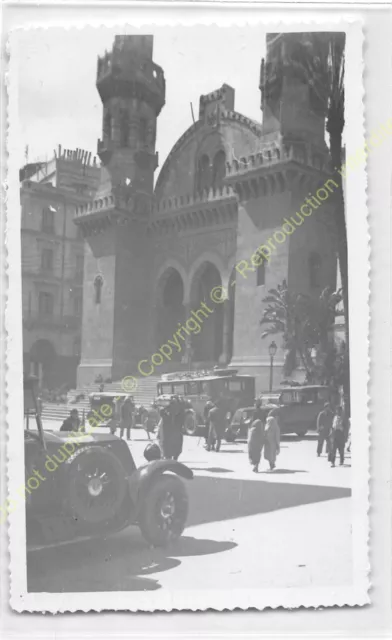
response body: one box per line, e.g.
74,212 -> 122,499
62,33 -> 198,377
75,34 -> 337,393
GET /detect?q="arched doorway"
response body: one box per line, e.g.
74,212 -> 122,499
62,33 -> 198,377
156,268 -> 185,362
190,262 -> 223,363
29,339 -> 56,389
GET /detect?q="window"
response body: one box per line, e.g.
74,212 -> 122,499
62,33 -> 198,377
73,296 -> 82,316
172,383 -> 186,396
227,380 -> 243,392
196,154 -> 211,193
38,291 -> 54,316
41,248 -> 53,271
41,207 -> 54,234
186,381 -> 200,396
212,150 -> 226,188
308,252 -> 321,288
94,275 -> 103,304
256,261 -> 265,286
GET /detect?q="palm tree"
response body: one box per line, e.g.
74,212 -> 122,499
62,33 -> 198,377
289,33 -> 349,413
260,281 -> 313,379
261,282 -> 344,384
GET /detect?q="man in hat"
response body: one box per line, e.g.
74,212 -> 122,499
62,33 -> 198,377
316,402 -> 334,457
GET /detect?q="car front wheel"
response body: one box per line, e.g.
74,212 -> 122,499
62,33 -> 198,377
225,429 -> 236,443
139,475 -> 188,547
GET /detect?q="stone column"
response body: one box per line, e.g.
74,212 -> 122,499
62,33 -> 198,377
181,302 -> 193,369
219,299 -> 231,365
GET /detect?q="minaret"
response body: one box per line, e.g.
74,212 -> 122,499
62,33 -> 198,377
259,32 -> 329,143
96,34 -> 165,212
75,36 -> 165,385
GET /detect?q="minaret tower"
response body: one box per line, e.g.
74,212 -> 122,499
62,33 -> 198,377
75,36 -> 165,384
96,34 -> 165,211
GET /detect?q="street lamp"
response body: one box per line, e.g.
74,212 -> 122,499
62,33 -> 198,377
268,341 -> 277,392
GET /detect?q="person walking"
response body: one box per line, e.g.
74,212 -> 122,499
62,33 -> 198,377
203,400 -> 214,448
264,409 -> 280,470
120,395 -> 134,441
247,401 -> 266,473
316,402 -> 334,457
207,402 -> 227,452
158,396 -> 184,460
330,406 -> 345,467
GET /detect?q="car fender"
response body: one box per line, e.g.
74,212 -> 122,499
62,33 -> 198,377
129,460 -> 193,511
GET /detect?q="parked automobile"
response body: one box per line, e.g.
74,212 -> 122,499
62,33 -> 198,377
24,376 -> 193,550
225,385 -> 332,441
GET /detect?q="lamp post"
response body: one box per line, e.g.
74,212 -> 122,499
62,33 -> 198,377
268,341 -> 277,393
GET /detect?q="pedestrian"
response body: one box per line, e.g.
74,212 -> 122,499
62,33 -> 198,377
158,396 -> 184,460
330,406 -> 345,467
207,402 -> 227,452
316,402 -> 334,457
247,401 -> 266,473
120,395 -> 134,440
60,409 -> 80,432
203,400 -> 214,448
264,409 -> 280,470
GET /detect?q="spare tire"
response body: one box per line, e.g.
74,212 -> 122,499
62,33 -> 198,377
64,446 -> 127,525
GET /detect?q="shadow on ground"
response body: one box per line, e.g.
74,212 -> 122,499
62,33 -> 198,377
27,534 -> 236,593
27,472 -> 350,593
186,475 -> 351,527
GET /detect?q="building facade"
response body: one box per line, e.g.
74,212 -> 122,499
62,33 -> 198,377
75,34 -> 338,393
21,148 -> 101,388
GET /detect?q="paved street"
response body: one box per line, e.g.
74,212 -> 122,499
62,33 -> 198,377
27,429 -> 352,593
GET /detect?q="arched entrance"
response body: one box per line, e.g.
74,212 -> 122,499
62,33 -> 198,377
156,268 -> 185,362
29,339 -> 56,388
189,262 -> 223,363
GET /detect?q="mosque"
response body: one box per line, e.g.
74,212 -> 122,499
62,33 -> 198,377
74,32 -> 337,393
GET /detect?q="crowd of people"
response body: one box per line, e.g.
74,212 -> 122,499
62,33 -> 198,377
59,394 -> 350,473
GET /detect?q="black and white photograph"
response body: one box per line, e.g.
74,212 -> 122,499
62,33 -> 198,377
6,18 -> 370,612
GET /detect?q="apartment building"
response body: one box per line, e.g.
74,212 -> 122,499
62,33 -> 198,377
21,146 -> 101,389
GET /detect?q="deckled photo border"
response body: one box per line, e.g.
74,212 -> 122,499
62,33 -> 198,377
6,15 -> 369,612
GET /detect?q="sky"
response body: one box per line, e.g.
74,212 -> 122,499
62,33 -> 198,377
17,25 -> 267,174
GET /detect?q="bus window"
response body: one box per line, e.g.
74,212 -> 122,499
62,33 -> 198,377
172,383 -> 186,396
200,381 -> 210,396
158,383 -> 173,395
227,380 -> 243,392
186,381 -> 200,396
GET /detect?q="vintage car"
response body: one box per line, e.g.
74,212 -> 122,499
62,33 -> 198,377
88,391 -> 160,434
24,376 -> 193,549
224,385 -> 332,440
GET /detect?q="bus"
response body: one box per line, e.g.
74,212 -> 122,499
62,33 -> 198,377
156,369 -> 255,435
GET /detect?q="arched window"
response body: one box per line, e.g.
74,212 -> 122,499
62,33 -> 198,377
308,252 -> 321,288
196,154 -> 211,193
94,275 -> 104,304
212,150 -> 226,188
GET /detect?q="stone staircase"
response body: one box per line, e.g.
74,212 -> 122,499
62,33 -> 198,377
41,376 -> 161,423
